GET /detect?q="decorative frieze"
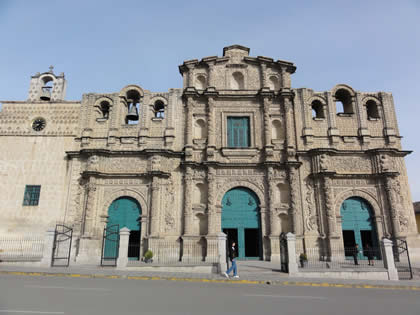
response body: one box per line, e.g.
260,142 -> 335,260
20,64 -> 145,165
330,156 -> 372,173
305,178 -> 318,233
215,168 -> 264,177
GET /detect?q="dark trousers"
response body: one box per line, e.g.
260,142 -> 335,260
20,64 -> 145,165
353,254 -> 359,265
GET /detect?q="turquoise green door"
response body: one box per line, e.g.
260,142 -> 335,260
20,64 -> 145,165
221,187 -> 261,260
105,197 -> 141,260
340,197 -> 378,259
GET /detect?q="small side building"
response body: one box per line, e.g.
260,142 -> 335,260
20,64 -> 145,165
414,202 -> 420,233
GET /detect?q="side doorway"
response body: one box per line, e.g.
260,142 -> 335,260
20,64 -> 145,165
106,197 -> 142,261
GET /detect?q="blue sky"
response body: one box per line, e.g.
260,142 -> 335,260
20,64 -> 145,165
0,0 -> 419,200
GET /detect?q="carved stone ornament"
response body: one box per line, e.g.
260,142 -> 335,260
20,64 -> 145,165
305,179 -> 317,232
319,154 -> 328,172
379,155 -> 392,172
398,213 -> 409,231
164,211 -> 175,231
106,158 -> 147,173
267,167 -> 275,181
274,169 -> 286,179
193,169 -> 206,180
87,155 -> 99,171
150,155 -> 161,172
329,156 -> 372,173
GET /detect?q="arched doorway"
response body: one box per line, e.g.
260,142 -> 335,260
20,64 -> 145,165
340,197 -> 379,259
221,187 -> 262,260
106,197 -> 141,260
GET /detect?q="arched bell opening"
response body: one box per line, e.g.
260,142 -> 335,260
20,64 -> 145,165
125,90 -> 141,124
39,76 -> 54,101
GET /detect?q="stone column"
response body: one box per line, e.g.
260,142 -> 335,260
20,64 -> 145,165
382,238 -> 399,280
286,232 -> 298,275
150,176 -> 160,236
40,228 -> 56,267
379,92 -> 397,143
187,65 -> 194,87
326,92 -> 340,143
282,93 -> 296,158
207,60 -> 216,87
185,97 -> 194,147
288,166 -> 302,236
217,232 -> 227,273
183,167 -> 194,236
263,98 -> 271,147
207,167 -> 218,235
82,177 -> 97,238
206,167 -> 220,262
206,96 -> 216,160
322,176 -> 337,238
280,67 -> 291,89
384,176 -> 401,238
355,93 -> 370,142
117,227 -> 130,269
261,63 -> 267,88
260,206 -> 269,261
323,176 -> 342,259
267,167 -> 279,262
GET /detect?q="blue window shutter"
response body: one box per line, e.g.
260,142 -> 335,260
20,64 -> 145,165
227,117 -> 250,147
227,118 -> 233,147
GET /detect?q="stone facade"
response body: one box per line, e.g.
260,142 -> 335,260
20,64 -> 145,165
0,45 -> 418,264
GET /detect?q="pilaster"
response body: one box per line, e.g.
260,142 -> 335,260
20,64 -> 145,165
282,90 -> 296,159
326,91 -> 340,144
288,165 -> 302,236
183,166 -> 194,236
207,166 -> 218,235
150,176 -> 160,236
322,175 -> 338,239
82,177 -> 97,238
355,93 -> 370,143
384,175 -> 401,238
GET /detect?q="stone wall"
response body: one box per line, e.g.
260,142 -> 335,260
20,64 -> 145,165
0,45 -> 417,264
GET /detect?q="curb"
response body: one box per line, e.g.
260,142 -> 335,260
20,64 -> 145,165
1,270 -> 420,290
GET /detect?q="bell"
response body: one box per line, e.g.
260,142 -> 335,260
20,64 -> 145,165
40,86 -> 52,101
126,103 -> 139,121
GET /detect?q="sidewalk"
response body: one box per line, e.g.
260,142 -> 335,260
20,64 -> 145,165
1,261 -> 420,290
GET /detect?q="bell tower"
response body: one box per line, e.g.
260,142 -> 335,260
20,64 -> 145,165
27,66 -> 67,101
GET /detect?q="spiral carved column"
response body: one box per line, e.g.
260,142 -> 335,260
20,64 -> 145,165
183,167 -> 194,236
384,176 -> 401,238
150,176 -> 161,236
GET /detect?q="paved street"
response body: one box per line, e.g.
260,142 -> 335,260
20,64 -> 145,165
0,274 -> 419,315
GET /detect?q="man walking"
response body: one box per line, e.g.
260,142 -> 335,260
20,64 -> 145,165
353,244 -> 360,265
224,242 -> 239,279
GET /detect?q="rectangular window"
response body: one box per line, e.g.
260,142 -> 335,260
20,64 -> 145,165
23,185 -> 41,206
227,117 -> 250,147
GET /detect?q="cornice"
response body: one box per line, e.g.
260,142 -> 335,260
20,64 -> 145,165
299,148 -> 411,157
66,149 -> 184,158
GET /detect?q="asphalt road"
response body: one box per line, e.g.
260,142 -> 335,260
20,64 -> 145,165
0,274 -> 419,315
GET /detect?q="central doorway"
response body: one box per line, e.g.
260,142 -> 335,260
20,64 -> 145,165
106,197 -> 141,260
340,197 -> 379,260
221,187 -> 262,260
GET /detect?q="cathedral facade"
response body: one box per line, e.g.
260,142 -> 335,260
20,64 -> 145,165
0,45 -> 418,264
